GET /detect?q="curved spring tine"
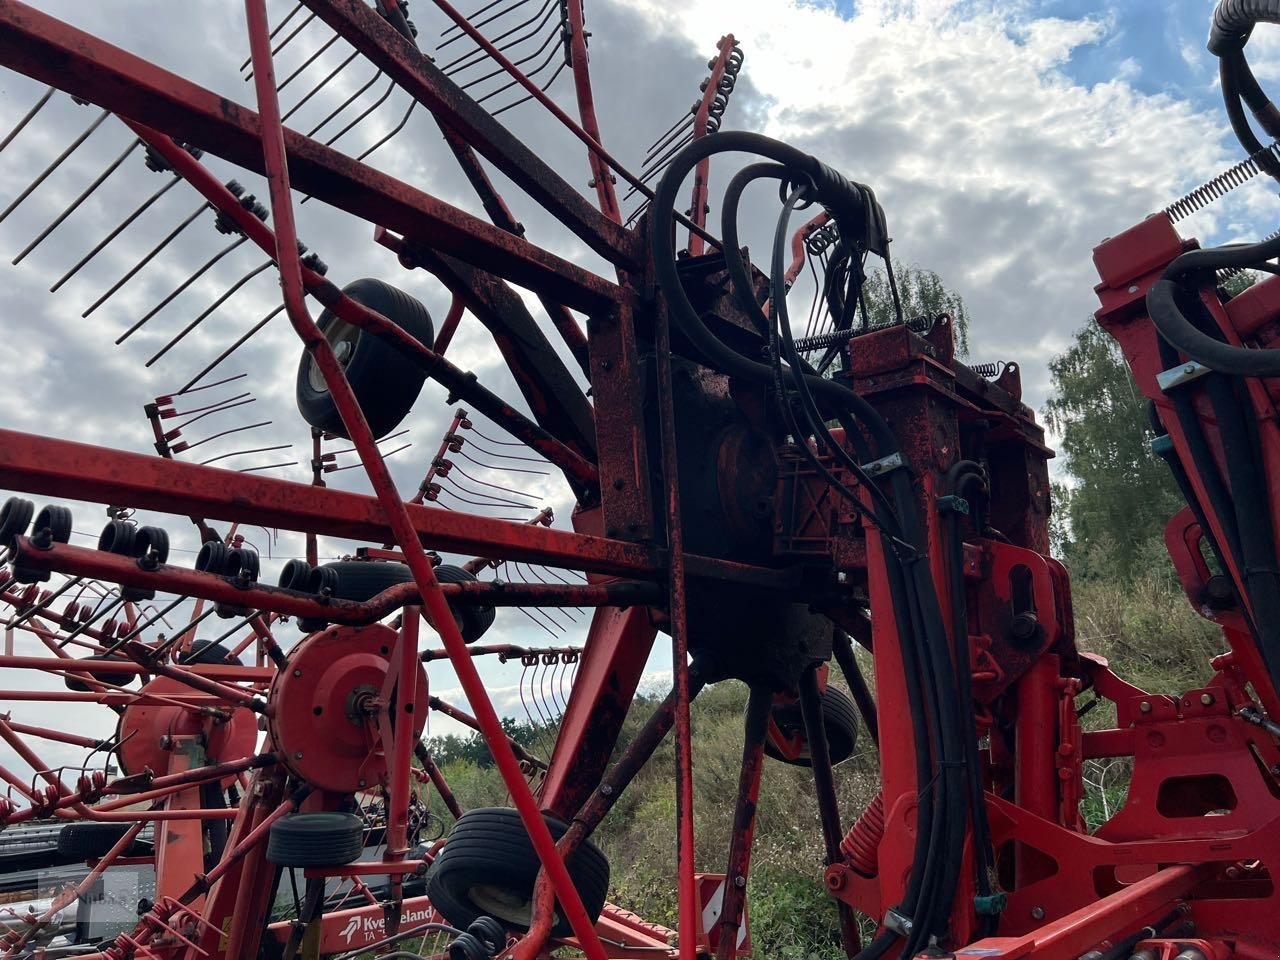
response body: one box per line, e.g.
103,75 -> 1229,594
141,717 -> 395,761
305,67 -> 382,138
489,60 -> 568,116
245,9 -> 317,80
182,421 -> 272,454
145,259 -> 274,367
442,0 -> 555,73
116,236 -> 249,344
240,2 -> 304,71
457,1 -> 561,91
12,139 -> 142,265
472,38 -> 564,105
282,48 -> 360,122
178,304 -> 285,393
50,176 -> 181,292
277,31 -> 341,93
644,107 -> 696,157
82,203 -> 210,318
440,0 -> 536,50
202,443 -> 291,466
353,100 -> 416,163
323,78 -> 396,148
0,109 -> 110,226
642,112 -> 696,166
0,86 -> 55,153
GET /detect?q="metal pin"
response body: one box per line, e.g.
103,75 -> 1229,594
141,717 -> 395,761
50,176 -> 181,292
13,139 -> 142,266
116,236 -> 248,344
0,109 -> 110,226
145,260 -> 274,367
0,86 -> 55,154
239,2 -> 304,70
178,304 -> 285,393
282,48 -> 360,121
82,203 -> 210,318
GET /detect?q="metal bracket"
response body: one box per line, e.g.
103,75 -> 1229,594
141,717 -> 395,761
884,907 -> 913,937
1156,361 -> 1211,392
860,452 -> 905,478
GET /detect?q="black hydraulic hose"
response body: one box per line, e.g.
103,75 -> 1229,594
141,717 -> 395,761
1203,371 -> 1280,699
721,161 -> 789,333
650,132 -> 897,454
1146,235 -> 1280,376
833,631 -> 879,746
1146,400 -> 1258,649
942,461 -> 1000,936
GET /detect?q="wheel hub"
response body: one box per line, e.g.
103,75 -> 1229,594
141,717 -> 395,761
267,623 -> 427,793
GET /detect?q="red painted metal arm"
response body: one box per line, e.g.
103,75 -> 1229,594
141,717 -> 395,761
0,428 -> 651,574
0,1 -> 623,313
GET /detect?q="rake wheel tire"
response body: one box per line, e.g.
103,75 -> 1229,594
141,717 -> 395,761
63,653 -> 136,692
178,639 -> 242,666
0,496 -> 34,548
265,812 -> 365,867
316,560 -> 495,643
427,807 -> 609,938
295,277 -> 434,441
764,684 -> 860,766
57,821 -> 147,861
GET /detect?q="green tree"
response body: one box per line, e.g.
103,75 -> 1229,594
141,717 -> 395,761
861,265 -> 970,354
1043,324 -> 1181,578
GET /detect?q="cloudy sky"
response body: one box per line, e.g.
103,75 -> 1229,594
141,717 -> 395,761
0,0 -> 1275,784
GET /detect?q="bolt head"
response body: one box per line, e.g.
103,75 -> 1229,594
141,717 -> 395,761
1139,700 -> 1152,713
293,751 -> 303,760
1200,692 -> 1215,706
1031,906 -> 1045,920
1127,284 -> 1139,294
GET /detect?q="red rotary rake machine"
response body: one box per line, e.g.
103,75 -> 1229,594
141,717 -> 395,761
0,1 -> 1280,959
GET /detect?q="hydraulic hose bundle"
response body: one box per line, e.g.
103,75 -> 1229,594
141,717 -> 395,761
1140,1 -> 1280,705
650,133 -> 975,958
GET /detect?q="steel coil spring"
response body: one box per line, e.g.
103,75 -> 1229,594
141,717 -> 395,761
839,790 -> 885,876
969,361 -> 1003,379
1165,140 -> 1280,222
1218,225 -> 1280,282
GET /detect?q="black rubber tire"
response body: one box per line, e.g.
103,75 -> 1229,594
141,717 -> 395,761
295,277 -> 434,441
97,520 -> 137,555
135,526 -> 170,564
266,812 -> 365,867
33,505 -> 72,544
426,807 -> 609,938
278,559 -> 312,591
316,561 -> 496,643
57,822 -> 147,861
0,496 -> 33,548
196,541 -> 229,574
764,685 -> 859,767
178,639 -> 242,667
64,653 -> 136,692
